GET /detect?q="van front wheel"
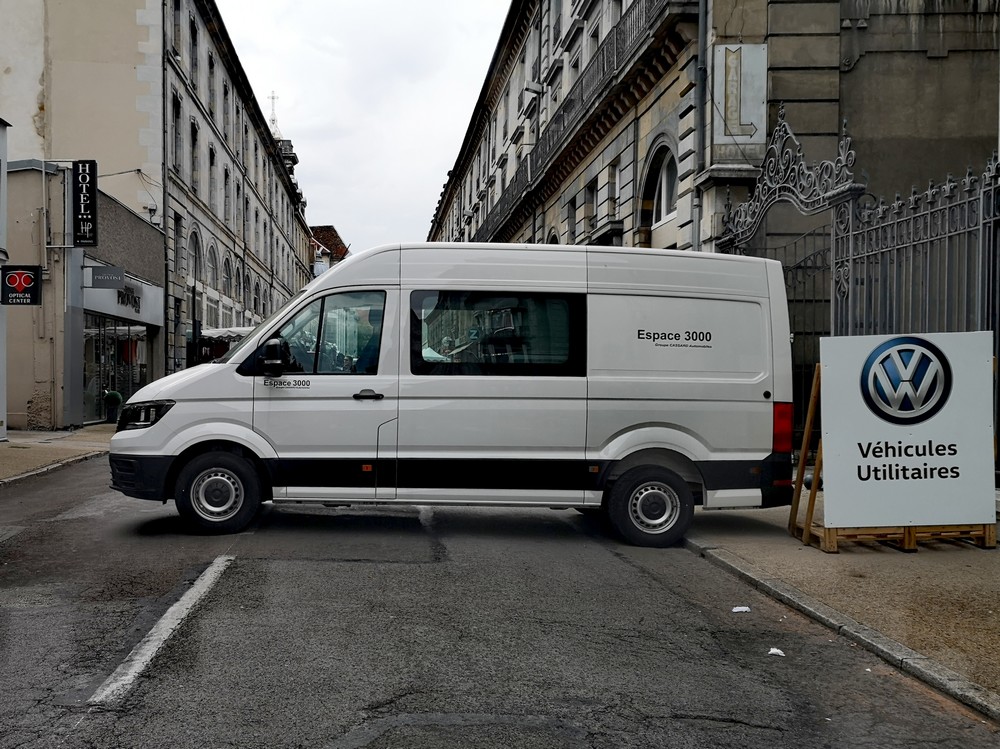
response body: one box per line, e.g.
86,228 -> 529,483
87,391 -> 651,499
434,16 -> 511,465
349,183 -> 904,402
607,467 -> 693,547
175,452 -> 261,534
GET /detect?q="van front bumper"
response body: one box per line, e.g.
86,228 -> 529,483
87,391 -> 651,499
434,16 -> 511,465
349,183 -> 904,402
109,454 -> 175,500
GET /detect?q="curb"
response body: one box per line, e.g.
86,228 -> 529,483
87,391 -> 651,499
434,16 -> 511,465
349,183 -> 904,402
685,535 -> 1000,723
0,450 -> 108,490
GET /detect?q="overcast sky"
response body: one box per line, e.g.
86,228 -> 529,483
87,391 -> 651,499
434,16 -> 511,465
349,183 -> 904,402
214,0 -> 510,253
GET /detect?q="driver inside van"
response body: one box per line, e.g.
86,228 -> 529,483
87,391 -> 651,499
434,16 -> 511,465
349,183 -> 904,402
354,305 -> 383,374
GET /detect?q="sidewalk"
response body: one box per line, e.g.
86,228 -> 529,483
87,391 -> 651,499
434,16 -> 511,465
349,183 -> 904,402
686,495 -> 1000,721
0,423 -> 115,487
1,425 -> 999,720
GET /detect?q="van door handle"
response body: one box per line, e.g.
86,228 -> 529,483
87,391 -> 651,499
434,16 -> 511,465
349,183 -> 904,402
353,389 -> 384,401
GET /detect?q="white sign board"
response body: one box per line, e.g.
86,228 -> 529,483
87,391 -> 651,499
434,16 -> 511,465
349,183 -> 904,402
820,332 -> 995,528
712,44 -> 766,150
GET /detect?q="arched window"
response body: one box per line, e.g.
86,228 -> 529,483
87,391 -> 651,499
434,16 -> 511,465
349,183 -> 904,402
638,144 -> 680,248
186,233 -> 199,279
547,230 -> 560,245
206,246 -> 219,287
222,257 -> 232,297
253,282 -> 261,315
234,267 -> 242,302
652,153 -> 678,224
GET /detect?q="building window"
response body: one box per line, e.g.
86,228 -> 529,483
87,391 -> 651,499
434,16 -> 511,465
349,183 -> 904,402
172,94 -> 182,169
409,290 -> 586,377
206,297 -> 219,328
173,212 -> 185,275
223,83 -> 230,142
222,257 -> 232,297
188,16 -> 198,88
186,233 -> 199,280
652,152 -> 678,225
171,0 -> 182,53
189,121 -> 199,194
253,282 -> 261,315
206,246 -> 219,287
585,179 -> 598,233
208,146 -> 217,212
566,196 -> 577,243
609,163 -> 620,219
223,168 -> 231,223
234,184 -> 242,235
208,53 -> 216,118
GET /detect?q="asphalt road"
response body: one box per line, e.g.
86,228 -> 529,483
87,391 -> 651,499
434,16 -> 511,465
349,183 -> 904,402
0,460 -> 997,748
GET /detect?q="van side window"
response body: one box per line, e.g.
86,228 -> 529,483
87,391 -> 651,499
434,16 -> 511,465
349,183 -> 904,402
275,290 -> 386,374
410,290 -> 585,376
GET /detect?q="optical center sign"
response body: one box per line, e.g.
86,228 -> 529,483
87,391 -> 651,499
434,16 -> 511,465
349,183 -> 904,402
820,332 -> 995,528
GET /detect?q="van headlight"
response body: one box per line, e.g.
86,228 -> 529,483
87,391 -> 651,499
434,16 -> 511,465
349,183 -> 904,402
116,400 -> 175,431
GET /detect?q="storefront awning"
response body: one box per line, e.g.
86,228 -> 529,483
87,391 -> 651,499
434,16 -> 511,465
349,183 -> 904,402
195,326 -> 255,342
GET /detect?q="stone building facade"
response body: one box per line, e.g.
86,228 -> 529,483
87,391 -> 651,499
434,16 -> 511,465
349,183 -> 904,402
428,0 -> 998,255
0,0 -> 314,383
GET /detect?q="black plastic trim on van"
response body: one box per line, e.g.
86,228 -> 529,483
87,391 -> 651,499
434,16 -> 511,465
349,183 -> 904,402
110,453 -> 793,505
110,455 -> 174,500
697,453 -> 790,486
266,458 -> 612,491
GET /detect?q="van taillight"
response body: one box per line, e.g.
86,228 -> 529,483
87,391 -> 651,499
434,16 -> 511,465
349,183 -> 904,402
772,402 -> 794,454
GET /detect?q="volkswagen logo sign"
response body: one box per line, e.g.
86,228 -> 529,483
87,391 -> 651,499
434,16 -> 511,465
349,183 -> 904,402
860,336 -> 952,425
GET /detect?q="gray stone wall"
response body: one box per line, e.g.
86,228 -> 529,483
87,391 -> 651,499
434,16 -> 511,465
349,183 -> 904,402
93,193 -> 165,285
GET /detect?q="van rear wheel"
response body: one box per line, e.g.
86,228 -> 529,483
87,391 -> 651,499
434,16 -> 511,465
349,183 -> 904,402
607,467 -> 693,547
175,452 -> 261,534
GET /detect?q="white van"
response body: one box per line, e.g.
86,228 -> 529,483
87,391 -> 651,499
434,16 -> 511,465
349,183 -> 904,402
109,243 -> 793,547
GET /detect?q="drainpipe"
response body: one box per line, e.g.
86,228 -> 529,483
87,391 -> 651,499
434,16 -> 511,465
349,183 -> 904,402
692,0 -> 707,252
161,0 -> 172,374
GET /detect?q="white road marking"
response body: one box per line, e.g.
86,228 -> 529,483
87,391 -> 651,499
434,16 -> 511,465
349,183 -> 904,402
87,554 -> 235,705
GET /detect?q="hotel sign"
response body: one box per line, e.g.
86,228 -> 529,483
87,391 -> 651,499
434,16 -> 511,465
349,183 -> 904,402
73,160 -> 98,246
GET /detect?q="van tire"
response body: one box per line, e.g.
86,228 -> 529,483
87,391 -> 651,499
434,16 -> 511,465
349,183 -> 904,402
606,467 -> 693,547
175,452 -> 261,534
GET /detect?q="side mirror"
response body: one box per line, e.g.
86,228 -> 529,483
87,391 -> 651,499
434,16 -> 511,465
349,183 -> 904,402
261,338 -> 286,377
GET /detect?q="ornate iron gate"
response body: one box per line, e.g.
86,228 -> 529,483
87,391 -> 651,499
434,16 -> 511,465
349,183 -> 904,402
721,107 -> 999,473
718,106 -> 864,450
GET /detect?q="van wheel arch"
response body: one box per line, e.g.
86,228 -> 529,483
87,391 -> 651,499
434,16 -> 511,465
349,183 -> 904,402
604,448 -> 702,498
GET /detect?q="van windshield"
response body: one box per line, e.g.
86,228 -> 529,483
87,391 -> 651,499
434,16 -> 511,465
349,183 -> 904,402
214,291 -> 308,364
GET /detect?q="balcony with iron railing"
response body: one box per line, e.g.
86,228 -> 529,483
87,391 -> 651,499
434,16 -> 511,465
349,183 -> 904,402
473,0 -> 683,241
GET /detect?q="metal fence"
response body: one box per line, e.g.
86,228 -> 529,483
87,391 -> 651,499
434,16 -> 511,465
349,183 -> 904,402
832,159 -> 1000,458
